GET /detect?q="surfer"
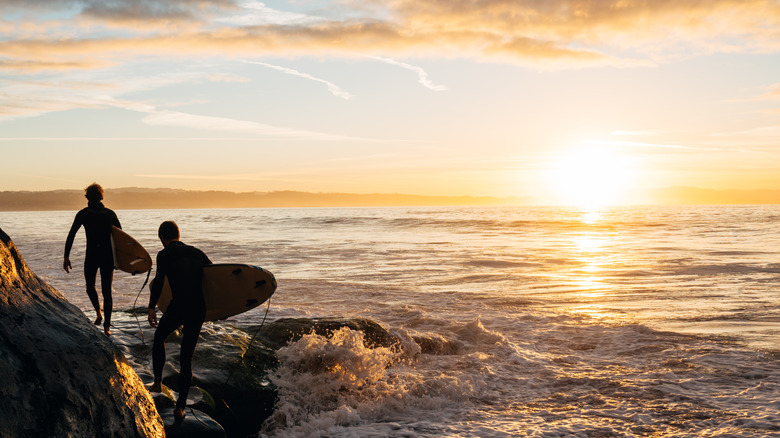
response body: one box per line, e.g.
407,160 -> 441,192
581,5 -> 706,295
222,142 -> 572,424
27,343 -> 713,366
63,183 -> 121,336
147,220 -> 212,422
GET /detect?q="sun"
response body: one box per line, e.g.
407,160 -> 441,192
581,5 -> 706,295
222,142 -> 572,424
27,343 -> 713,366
549,146 -> 637,209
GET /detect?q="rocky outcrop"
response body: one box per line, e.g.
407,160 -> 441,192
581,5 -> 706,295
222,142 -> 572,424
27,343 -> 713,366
255,317 -> 399,350
0,228 -> 164,438
114,312 -> 278,437
114,316 -> 403,436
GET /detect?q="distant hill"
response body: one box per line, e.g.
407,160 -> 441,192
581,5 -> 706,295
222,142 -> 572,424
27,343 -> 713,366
0,188 -> 527,212
642,187 -> 780,205
2,187 -> 780,212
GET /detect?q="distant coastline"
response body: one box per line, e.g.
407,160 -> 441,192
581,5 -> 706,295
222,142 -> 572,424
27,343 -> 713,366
1,187 -> 780,211
0,188 -> 527,211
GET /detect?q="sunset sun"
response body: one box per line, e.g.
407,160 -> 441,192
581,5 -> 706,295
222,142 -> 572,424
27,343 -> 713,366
550,146 -> 637,209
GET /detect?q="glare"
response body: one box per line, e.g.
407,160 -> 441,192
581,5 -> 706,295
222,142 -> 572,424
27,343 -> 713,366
549,145 -> 637,209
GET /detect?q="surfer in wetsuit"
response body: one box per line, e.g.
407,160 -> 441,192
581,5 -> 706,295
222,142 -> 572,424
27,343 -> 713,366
64,183 -> 121,336
147,220 -> 212,422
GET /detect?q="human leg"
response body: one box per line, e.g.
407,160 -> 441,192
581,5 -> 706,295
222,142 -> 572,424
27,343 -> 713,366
98,262 -> 114,334
175,310 -> 205,415
151,308 -> 184,388
83,258 -> 102,325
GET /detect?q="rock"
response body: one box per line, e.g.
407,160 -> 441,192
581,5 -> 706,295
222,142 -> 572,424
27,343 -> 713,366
115,316 -> 279,437
109,310 -> 408,436
255,317 -> 399,350
159,407 -> 225,438
150,388 -> 225,437
188,324 -> 277,437
0,228 -> 164,438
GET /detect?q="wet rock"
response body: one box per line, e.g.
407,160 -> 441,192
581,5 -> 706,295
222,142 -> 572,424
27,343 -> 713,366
412,333 -> 461,355
255,317 -> 399,350
115,316 -> 278,437
151,387 -> 225,437
111,312 -> 406,436
0,228 -> 164,437
161,407 -> 225,438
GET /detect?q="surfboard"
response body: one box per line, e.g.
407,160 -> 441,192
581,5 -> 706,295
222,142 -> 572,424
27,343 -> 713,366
152,263 -> 277,321
110,226 -> 153,275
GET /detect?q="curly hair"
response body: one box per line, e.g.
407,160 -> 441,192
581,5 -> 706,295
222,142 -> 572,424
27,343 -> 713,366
84,183 -> 104,202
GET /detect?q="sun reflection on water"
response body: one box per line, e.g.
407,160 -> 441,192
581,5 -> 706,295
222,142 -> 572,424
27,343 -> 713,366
566,208 -> 619,319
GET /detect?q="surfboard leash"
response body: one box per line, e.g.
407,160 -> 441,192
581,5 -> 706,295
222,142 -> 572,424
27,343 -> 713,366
132,269 -> 153,346
220,296 -> 272,387
104,269 -> 154,367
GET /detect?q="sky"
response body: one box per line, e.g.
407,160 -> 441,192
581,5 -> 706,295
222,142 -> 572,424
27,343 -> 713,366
2,0 -> 780,205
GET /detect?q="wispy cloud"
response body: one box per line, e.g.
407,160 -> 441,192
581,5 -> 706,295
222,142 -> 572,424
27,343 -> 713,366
0,70 -> 359,140
241,59 -> 353,99
730,83 -> 780,102
217,0 -> 323,26
139,108 -> 351,140
366,55 -> 447,91
583,139 -> 724,152
610,130 -> 660,137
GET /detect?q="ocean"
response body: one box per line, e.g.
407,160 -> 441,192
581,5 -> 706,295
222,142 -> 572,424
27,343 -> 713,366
2,205 -> 780,437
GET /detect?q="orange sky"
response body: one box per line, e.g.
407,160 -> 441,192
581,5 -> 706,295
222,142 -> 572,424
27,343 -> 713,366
2,1 -> 780,206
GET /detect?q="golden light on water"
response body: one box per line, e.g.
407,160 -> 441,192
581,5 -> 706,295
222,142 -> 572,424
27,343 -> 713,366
566,211 -> 621,319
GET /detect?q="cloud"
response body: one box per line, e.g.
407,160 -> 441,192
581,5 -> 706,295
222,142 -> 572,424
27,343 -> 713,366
3,0 -> 780,130
3,0 -> 779,71
714,125 -> 780,146
0,0 -> 239,24
241,59 -> 353,99
366,55 -> 447,91
217,0 -> 323,26
0,69 -> 360,141
140,109 -> 340,139
610,131 -> 660,137
583,139 -> 724,152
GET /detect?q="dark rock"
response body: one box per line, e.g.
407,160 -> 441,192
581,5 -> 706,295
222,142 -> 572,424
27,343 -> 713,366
115,317 -> 279,437
161,407 -> 225,438
110,308 -> 408,436
0,228 -> 164,437
412,333 -> 461,355
256,317 -> 399,350
151,387 -> 225,437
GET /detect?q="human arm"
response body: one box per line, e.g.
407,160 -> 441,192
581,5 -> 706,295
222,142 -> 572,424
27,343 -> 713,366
148,308 -> 158,328
63,212 -> 83,273
110,209 -> 121,230
147,251 -> 168,326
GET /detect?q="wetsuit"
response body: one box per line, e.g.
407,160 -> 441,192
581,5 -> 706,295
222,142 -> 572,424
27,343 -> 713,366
64,201 -> 121,329
148,241 -> 212,410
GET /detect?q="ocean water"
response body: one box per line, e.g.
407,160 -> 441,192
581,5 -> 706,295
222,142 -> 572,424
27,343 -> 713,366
2,205 -> 780,437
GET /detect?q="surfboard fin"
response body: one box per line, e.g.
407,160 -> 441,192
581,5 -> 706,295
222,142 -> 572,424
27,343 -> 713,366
254,280 -> 266,288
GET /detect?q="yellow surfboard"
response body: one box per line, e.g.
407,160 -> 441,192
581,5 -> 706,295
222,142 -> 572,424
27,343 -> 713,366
110,226 -> 152,275
152,264 -> 276,321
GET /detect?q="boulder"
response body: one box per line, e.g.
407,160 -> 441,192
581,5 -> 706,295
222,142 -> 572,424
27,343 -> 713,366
114,314 -> 278,437
255,317 -> 399,350
0,228 -> 164,438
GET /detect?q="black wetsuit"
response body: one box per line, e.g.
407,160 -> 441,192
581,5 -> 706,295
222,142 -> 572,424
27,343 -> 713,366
148,240 -> 212,410
64,201 -> 121,329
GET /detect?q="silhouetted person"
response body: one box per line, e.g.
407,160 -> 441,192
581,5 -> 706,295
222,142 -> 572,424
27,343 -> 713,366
64,183 -> 121,336
147,220 -> 212,422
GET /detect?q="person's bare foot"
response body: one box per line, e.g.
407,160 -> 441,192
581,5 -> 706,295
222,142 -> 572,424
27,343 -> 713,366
94,314 -> 102,325
103,326 -> 111,336
148,382 -> 162,393
174,407 -> 186,422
